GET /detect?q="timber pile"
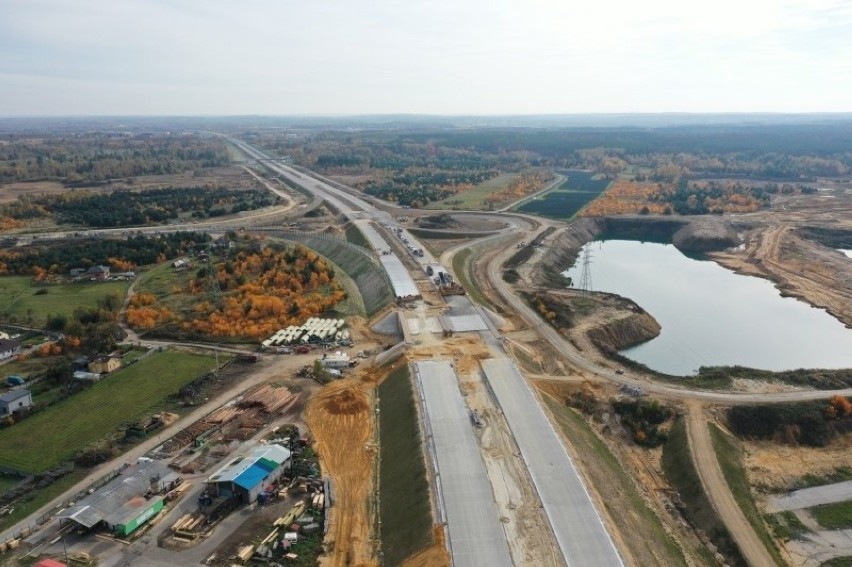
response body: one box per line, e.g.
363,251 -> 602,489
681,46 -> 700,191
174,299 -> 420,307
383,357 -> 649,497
161,406 -> 243,456
237,385 -> 299,414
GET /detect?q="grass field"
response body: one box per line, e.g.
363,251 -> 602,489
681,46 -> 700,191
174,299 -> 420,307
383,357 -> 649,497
426,173 -> 519,210
0,350 -> 216,473
0,470 -> 86,532
344,223 -> 371,249
0,276 -> 130,327
378,365 -> 432,565
810,500 -> 852,530
515,171 -> 610,219
709,423 -> 785,565
452,248 -> 489,307
543,397 -> 688,566
0,475 -> 20,493
662,419 -> 744,565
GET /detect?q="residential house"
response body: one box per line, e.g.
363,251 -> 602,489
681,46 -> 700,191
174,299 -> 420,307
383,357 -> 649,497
0,388 -> 32,416
70,268 -> 87,277
87,265 -> 111,280
89,355 -> 121,374
0,339 -> 21,361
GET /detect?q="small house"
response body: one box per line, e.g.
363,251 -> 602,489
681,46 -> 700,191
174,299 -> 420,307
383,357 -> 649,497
89,355 -> 121,374
0,388 -> 32,417
319,352 -> 351,370
87,265 -> 110,280
0,339 -> 21,361
69,267 -> 86,277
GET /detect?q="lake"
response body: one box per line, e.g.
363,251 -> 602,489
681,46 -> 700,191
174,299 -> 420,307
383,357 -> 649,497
563,240 -> 852,376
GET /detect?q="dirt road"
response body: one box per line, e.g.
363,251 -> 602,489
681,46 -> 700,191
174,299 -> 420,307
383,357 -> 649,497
306,376 -> 378,567
685,403 -> 777,567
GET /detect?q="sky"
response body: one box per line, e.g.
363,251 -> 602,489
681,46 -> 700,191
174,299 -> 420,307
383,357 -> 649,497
2,0 -> 852,116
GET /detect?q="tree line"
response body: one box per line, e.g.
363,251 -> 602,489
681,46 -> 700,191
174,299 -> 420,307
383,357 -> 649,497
1,186 -> 278,228
0,233 -> 210,275
0,134 -> 230,184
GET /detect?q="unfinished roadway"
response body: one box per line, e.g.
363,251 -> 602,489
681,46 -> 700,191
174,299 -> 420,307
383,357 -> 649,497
481,358 -> 624,566
233,140 -> 630,564
412,361 -> 513,567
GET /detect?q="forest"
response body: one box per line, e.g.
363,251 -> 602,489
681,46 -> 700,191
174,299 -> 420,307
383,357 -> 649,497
1,185 -> 279,227
581,178 -> 816,216
128,241 -> 346,340
0,233 -> 210,276
0,133 -> 230,184
248,122 -> 852,211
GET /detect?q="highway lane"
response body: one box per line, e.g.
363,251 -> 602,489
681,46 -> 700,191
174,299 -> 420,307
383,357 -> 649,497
413,361 -> 513,567
481,358 -> 623,567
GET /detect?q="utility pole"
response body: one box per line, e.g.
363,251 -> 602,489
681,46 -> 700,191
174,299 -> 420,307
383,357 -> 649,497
579,245 -> 593,294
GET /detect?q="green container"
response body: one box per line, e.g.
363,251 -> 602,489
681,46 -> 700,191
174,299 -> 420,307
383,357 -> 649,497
116,497 -> 164,537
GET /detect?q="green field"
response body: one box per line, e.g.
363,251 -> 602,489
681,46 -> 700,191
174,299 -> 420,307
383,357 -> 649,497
515,171 -> 610,219
0,470 -> 86,532
0,276 -> 130,327
0,350 -> 216,473
426,173 -> 519,210
0,474 -> 20,493
452,248 -> 489,307
810,500 -> 852,530
379,365 -> 432,565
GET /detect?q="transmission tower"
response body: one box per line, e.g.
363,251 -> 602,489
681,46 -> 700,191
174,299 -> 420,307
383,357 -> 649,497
579,246 -> 593,294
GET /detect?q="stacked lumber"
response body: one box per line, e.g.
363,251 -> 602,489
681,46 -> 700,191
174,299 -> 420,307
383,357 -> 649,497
238,385 -> 299,414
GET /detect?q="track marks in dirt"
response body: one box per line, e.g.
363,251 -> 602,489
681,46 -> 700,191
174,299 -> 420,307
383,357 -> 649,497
685,403 -> 777,567
307,378 -> 377,567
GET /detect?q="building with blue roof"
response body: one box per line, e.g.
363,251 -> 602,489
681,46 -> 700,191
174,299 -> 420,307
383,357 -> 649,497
207,444 -> 291,503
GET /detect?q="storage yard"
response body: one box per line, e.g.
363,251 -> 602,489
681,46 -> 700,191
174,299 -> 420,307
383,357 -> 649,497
260,317 -> 350,349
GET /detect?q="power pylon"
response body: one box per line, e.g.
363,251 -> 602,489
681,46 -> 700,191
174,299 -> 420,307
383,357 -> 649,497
579,246 -> 593,294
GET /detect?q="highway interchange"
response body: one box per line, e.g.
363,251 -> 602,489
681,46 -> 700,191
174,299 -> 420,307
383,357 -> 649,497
5,135 -> 851,566
211,138 -> 852,566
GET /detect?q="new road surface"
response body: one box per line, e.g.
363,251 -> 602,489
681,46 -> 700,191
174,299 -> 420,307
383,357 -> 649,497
412,361 -> 513,567
481,358 -> 624,567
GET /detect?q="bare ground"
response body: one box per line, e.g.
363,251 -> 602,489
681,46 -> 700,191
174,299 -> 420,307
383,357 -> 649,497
744,433 -> 852,493
305,374 -> 378,567
711,225 -> 852,328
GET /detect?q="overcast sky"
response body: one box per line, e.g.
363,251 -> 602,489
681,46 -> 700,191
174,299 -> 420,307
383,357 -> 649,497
2,0 -> 851,116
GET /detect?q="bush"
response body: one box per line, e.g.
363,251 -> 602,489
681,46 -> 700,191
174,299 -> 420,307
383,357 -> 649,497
727,399 -> 852,447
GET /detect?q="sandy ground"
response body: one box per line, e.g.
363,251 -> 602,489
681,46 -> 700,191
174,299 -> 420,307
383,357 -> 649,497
744,433 -> 852,493
401,526 -> 449,567
711,224 -> 852,328
306,373 -> 379,567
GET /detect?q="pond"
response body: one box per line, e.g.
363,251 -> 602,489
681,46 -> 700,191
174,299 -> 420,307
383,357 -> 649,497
563,240 -> 852,376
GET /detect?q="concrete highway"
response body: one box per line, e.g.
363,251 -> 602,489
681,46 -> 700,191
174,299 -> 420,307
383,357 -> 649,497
481,359 -> 623,567
412,361 -> 513,567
